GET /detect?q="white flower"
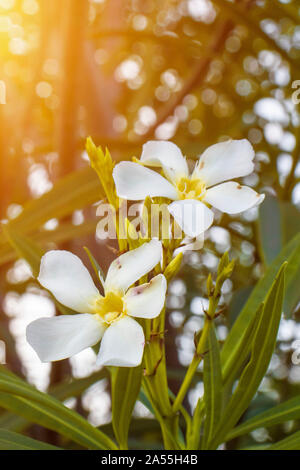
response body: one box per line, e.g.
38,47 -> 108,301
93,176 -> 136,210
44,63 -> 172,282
26,240 -> 166,368
113,140 -> 265,238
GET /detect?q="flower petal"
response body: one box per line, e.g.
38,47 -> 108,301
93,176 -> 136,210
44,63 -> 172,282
38,251 -> 100,313
124,274 -> 167,319
194,139 -> 255,187
141,140 -> 189,182
105,239 -> 162,294
168,199 -> 214,238
26,314 -> 105,362
174,234 -> 204,254
97,316 -> 144,367
204,182 -> 265,214
113,161 -> 178,200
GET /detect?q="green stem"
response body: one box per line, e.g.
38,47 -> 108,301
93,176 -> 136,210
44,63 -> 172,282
143,311 -> 181,449
143,312 -> 171,414
172,275 -> 224,416
172,318 -> 212,414
142,377 -> 178,449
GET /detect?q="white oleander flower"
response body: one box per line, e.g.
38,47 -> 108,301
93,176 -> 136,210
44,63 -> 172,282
113,140 -> 265,238
26,240 -> 166,367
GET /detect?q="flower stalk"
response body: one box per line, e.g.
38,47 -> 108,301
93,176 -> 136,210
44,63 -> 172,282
172,253 -> 234,414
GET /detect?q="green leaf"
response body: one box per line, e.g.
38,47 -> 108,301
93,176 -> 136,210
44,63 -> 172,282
280,201 -> 300,245
0,429 -> 61,450
222,233 -> 300,369
139,388 -> 155,416
284,239 -> 300,318
3,225 -> 44,277
111,365 -> 143,449
267,430 -> 300,450
0,366 -> 117,450
0,409 -> 26,432
0,166 -> 103,243
0,220 -> 97,267
84,246 -> 105,284
0,166 -> 103,267
141,381 -> 181,450
279,202 -> 300,317
202,326 -> 222,449
186,397 -> 205,450
0,370 -> 108,432
167,388 -> 189,448
210,262 -> 286,448
50,370 -> 109,402
258,195 -> 282,265
227,286 -> 253,329
227,395 -> 300,441
222,303 -> 263,387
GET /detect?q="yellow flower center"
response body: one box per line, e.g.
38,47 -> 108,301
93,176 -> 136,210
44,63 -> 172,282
95,292 -> 124,324
176,176 -> 206,200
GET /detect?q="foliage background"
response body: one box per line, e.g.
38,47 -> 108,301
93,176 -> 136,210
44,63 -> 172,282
0,0 -> 299,449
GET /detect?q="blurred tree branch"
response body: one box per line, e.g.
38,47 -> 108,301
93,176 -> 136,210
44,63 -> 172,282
143,19 -> 234,141
212,0 -> 299,77
56,0 -> 89,175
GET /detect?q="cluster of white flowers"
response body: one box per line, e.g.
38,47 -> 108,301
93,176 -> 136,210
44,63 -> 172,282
27,139 -> 264,367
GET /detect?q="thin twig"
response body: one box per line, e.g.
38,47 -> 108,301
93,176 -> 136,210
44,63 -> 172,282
143,20 -> 234,141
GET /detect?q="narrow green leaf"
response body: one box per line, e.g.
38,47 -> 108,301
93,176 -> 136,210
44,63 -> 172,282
0,166 -> 103,246
258,195 -> 282,265
222,233 -> 300,369
0,220 -> 97,267
167,388 -> 189,448
267,430 -> 300,450
210,263 -> 286,448
0,165 -> 102,267
84,246 -> 105,286
50,370 -> 109,401
0,429 -> 61,450
280,201 -> 300,245
186,397 -> 205,450
0,366 -> 117,450
0,411 -> 27,433
202,326 -> 222,449
222,303 -> 263,386
284,240 -> 300,318
3,224 -> 43,277
141,380 -> 181,450
139,388 -> 155,416
111,365 -> 143,449
0,370 -> 109,432
227,395 -> 300,441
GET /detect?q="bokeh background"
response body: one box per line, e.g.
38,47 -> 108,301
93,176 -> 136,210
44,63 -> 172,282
0,0 -> 299,449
